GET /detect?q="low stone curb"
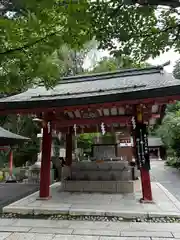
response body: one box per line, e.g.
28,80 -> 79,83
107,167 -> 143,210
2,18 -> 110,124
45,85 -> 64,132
3,205 -> 180,219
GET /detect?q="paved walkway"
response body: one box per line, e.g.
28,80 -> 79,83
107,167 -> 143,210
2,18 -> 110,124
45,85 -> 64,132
3,181 -> 180,218
0,218 -> 180,239
151,161 -> 180,201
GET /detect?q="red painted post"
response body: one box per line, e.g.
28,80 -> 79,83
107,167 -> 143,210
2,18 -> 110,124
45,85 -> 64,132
135,105 -> 153,202
140,168 -> 153,201
9,150 -> 13,177
39,122 -> 52,199
65,127 -> 73,166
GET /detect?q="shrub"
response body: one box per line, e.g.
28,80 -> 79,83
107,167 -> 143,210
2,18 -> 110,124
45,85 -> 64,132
166,157 -> 180,168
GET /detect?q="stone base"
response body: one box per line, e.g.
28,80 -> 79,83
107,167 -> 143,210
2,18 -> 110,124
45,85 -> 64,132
62,180 -> 134,193
5,175 -> 17,183
36,196 -> 52,201
139,198 -> 155,204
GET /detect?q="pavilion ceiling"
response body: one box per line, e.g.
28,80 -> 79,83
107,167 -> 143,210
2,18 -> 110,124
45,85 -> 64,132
38,103 -> 165,133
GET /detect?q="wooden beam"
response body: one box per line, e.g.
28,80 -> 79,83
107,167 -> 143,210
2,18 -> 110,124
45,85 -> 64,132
0,96 -> 179,115
53,115 -> 131,127
55,126 -> 126,133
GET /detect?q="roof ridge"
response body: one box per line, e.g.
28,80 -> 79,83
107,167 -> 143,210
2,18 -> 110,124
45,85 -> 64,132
58,66 -> 162,85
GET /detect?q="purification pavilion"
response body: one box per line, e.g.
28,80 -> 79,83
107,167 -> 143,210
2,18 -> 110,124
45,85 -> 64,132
0,66 -> 179,202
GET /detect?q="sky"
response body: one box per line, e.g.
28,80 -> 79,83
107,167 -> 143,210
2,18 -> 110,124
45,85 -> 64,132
148,50 -> 180,73
84,48 -> 180,73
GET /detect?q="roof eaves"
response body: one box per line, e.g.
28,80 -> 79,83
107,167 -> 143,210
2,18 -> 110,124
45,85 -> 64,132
1,84 -> 180,112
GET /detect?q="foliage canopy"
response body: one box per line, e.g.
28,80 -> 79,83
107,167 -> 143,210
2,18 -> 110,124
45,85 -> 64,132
173,59 -> 180,79
1,0 -> 180,91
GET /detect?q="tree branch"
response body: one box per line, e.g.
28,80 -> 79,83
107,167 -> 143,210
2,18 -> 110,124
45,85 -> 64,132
132,24 -> 180,39
0,27 -> 63,55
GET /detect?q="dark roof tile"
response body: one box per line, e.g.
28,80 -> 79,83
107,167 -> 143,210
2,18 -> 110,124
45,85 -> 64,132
0,66 -> 180,110
0,127 -> 30,146
0,67 -> 179,102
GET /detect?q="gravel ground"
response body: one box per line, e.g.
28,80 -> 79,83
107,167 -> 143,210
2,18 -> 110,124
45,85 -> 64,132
2,213 -> 180,223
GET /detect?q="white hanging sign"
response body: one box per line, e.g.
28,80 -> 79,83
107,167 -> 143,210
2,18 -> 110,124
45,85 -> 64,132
131,116 -> 136,129
74,124 -> 77,136
58,132 -> 62,140
101,122 -> 106,135
47,122 -> 51,134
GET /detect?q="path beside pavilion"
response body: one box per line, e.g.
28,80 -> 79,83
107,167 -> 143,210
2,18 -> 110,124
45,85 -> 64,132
1,218 -> 180,239
150,160 -> 180,202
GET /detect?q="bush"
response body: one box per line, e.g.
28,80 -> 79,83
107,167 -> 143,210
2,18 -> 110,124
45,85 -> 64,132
166,157 -> 180,168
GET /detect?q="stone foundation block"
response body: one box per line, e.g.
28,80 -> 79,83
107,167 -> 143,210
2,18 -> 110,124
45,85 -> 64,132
116,181 -> 134,193
62,181 -> 134,193
85,181 -> 102,192
101,181 -> 117,193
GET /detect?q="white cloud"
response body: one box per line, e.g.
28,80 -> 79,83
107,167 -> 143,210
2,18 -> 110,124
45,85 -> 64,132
148,50 -> 180,73
84,48 -> 180,73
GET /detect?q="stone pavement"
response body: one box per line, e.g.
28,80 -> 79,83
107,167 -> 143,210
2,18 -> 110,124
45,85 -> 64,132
3,181 -> 180,218
1,218 -> 180,239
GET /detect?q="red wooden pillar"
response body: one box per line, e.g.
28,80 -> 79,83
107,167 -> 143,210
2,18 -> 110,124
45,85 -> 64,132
39,122 -> 52,199
135,106 -> 153,202
9,149 -> 13,177
140,168 -> 153,202
65,127 -> 73,166
6,148 -> 17,183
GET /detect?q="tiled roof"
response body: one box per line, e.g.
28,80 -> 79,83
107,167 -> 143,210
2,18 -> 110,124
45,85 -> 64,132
0,127 -> 30,146
0,66 -> 180,110
148,137 -> 164,147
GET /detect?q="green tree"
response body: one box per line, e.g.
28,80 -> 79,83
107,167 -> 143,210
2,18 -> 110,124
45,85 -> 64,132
0,1 -> 91,92
77,133 -> 96,151
92,55 -> 149,73
173,59 -> 180,79
57,40 -> 98,76
1,1 -> 180,91
157,111 -> 180,157
90,3 -> 180,61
